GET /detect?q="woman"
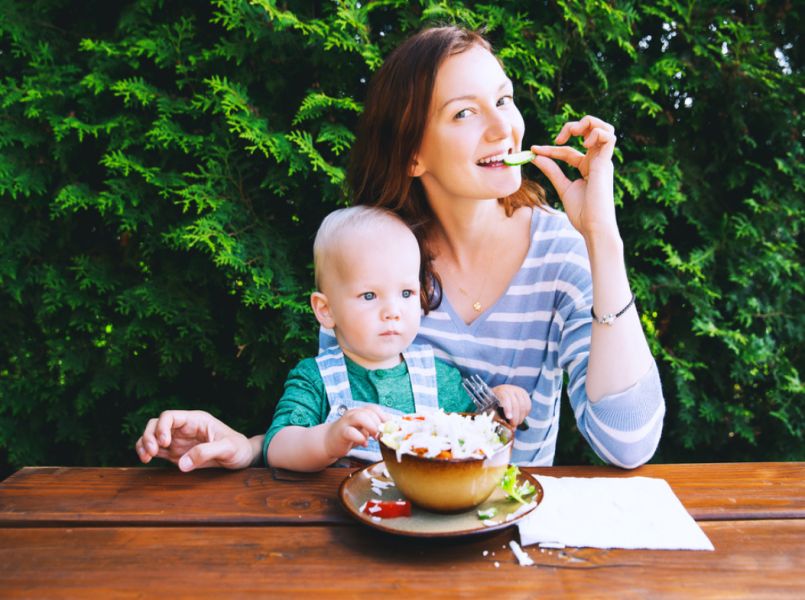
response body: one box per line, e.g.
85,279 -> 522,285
136,26 -> 664,471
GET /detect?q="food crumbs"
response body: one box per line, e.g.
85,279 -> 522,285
508,540 -> 535,567
494,561 -> 500,568
539,542 -> 566,549
482,550 -> 489,557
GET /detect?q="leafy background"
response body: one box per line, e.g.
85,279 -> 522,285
1,0 -> 802,478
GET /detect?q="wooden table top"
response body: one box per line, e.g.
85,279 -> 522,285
1,462 -> 803,598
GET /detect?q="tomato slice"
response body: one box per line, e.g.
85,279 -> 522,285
362,499 -> 412,518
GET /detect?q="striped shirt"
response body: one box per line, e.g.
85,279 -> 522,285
322,207 -> 665,467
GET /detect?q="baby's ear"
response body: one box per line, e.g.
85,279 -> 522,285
310,291 -> 335,329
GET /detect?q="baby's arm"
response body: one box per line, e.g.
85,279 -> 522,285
267,405 -> 386,472
492,384 -> 531,428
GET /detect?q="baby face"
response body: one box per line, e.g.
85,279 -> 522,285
320,223 -> 422,370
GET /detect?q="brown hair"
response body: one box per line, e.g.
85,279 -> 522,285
348,25 -> 546,311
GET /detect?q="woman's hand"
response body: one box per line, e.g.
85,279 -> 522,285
492,384 -> 531,428
135,410 -> 257,471
529,115 -> 619,240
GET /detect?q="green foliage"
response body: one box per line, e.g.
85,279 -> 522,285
1,0 -> 802,473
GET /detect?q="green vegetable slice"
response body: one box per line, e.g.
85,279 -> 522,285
477,507 -> 498,520
499,465 -> 536,504
502,150 -> 534,166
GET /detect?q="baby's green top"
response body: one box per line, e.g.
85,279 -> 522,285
263,354 -> 475,463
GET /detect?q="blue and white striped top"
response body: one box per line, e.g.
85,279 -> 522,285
322,207 -> 665,467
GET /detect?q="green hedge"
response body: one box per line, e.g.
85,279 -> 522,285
1,0 -> 802,474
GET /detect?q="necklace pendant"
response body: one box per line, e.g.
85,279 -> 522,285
472,301 -> 482,312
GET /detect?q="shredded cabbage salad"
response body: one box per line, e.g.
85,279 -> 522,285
380,410 -> 506,461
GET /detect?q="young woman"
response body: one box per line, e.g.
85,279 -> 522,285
136,26 -> 664,471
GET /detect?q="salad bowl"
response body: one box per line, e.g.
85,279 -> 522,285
378,412 -> 514,513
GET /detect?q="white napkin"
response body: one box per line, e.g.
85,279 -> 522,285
518,476 -> 714,551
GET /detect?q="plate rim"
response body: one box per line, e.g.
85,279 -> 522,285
337,460 -> 542,538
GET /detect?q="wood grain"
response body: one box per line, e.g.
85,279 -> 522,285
0,521 -> 802,598
0,466 -> 343,526
0,463 -> 802,525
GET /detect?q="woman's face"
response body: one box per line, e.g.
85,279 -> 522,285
412,44 -> 526,205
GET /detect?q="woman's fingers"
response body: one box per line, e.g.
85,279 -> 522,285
153,411 -> 185,447
584,127 -> 617,161
555,115 -> 615,144
530,154 -> 573,196
178,438 -> 233,471
135,437 -> 152,463
532,144 -> 585,166
139,417 -> 161,456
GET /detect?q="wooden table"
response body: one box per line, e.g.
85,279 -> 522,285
0,462 -> 803,598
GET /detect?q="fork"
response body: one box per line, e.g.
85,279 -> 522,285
462,374 -> 529,431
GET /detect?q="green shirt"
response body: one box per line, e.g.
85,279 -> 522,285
263,354 -> 475,462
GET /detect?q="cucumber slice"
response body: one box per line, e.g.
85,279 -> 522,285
503,150 -> 535,166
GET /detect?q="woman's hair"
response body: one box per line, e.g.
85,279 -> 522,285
348,25 -> 546,311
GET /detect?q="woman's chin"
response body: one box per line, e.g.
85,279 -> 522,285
487,171 -> 522,198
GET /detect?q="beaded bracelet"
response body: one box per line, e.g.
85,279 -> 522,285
591,293 -> 636,326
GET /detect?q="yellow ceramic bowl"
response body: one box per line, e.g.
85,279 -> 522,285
378,415 -> 514,513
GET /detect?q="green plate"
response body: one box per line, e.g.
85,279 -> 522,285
338,461 -> 543,538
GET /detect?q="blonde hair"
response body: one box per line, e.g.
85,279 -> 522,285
313,206 -> 414,290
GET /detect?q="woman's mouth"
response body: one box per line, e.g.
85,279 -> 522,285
476,150 -> 511,168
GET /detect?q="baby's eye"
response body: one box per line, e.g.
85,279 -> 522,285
454,108 -> 471,120
497,95 -> 514,107
401,289 -> 414,298
361,292 -> 376,301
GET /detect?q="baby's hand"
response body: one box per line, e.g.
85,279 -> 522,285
491,384 -> 531,428
324,405 -> 388,459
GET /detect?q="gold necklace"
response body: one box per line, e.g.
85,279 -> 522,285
454,228 -> 495,313
440,216 -> 493,313
458,282 -> 488,312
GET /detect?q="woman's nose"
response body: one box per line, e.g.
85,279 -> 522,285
484,110 -> 512,142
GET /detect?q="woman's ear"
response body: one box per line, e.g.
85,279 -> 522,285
310,291 -> 335,329
409,155 -> 425,177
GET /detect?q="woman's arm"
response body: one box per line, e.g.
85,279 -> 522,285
530,115 -> 653,401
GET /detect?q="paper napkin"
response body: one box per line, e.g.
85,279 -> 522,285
518,476 -> 714,551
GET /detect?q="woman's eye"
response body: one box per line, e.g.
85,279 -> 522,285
402,290 -> 414,298
497,95 -> 514,107
454,108 -> 471,120
361,292 -> 376,301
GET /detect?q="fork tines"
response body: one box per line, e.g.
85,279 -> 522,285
462,374 -> 498,412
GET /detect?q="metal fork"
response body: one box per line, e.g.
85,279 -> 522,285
462,374 -> 529,431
